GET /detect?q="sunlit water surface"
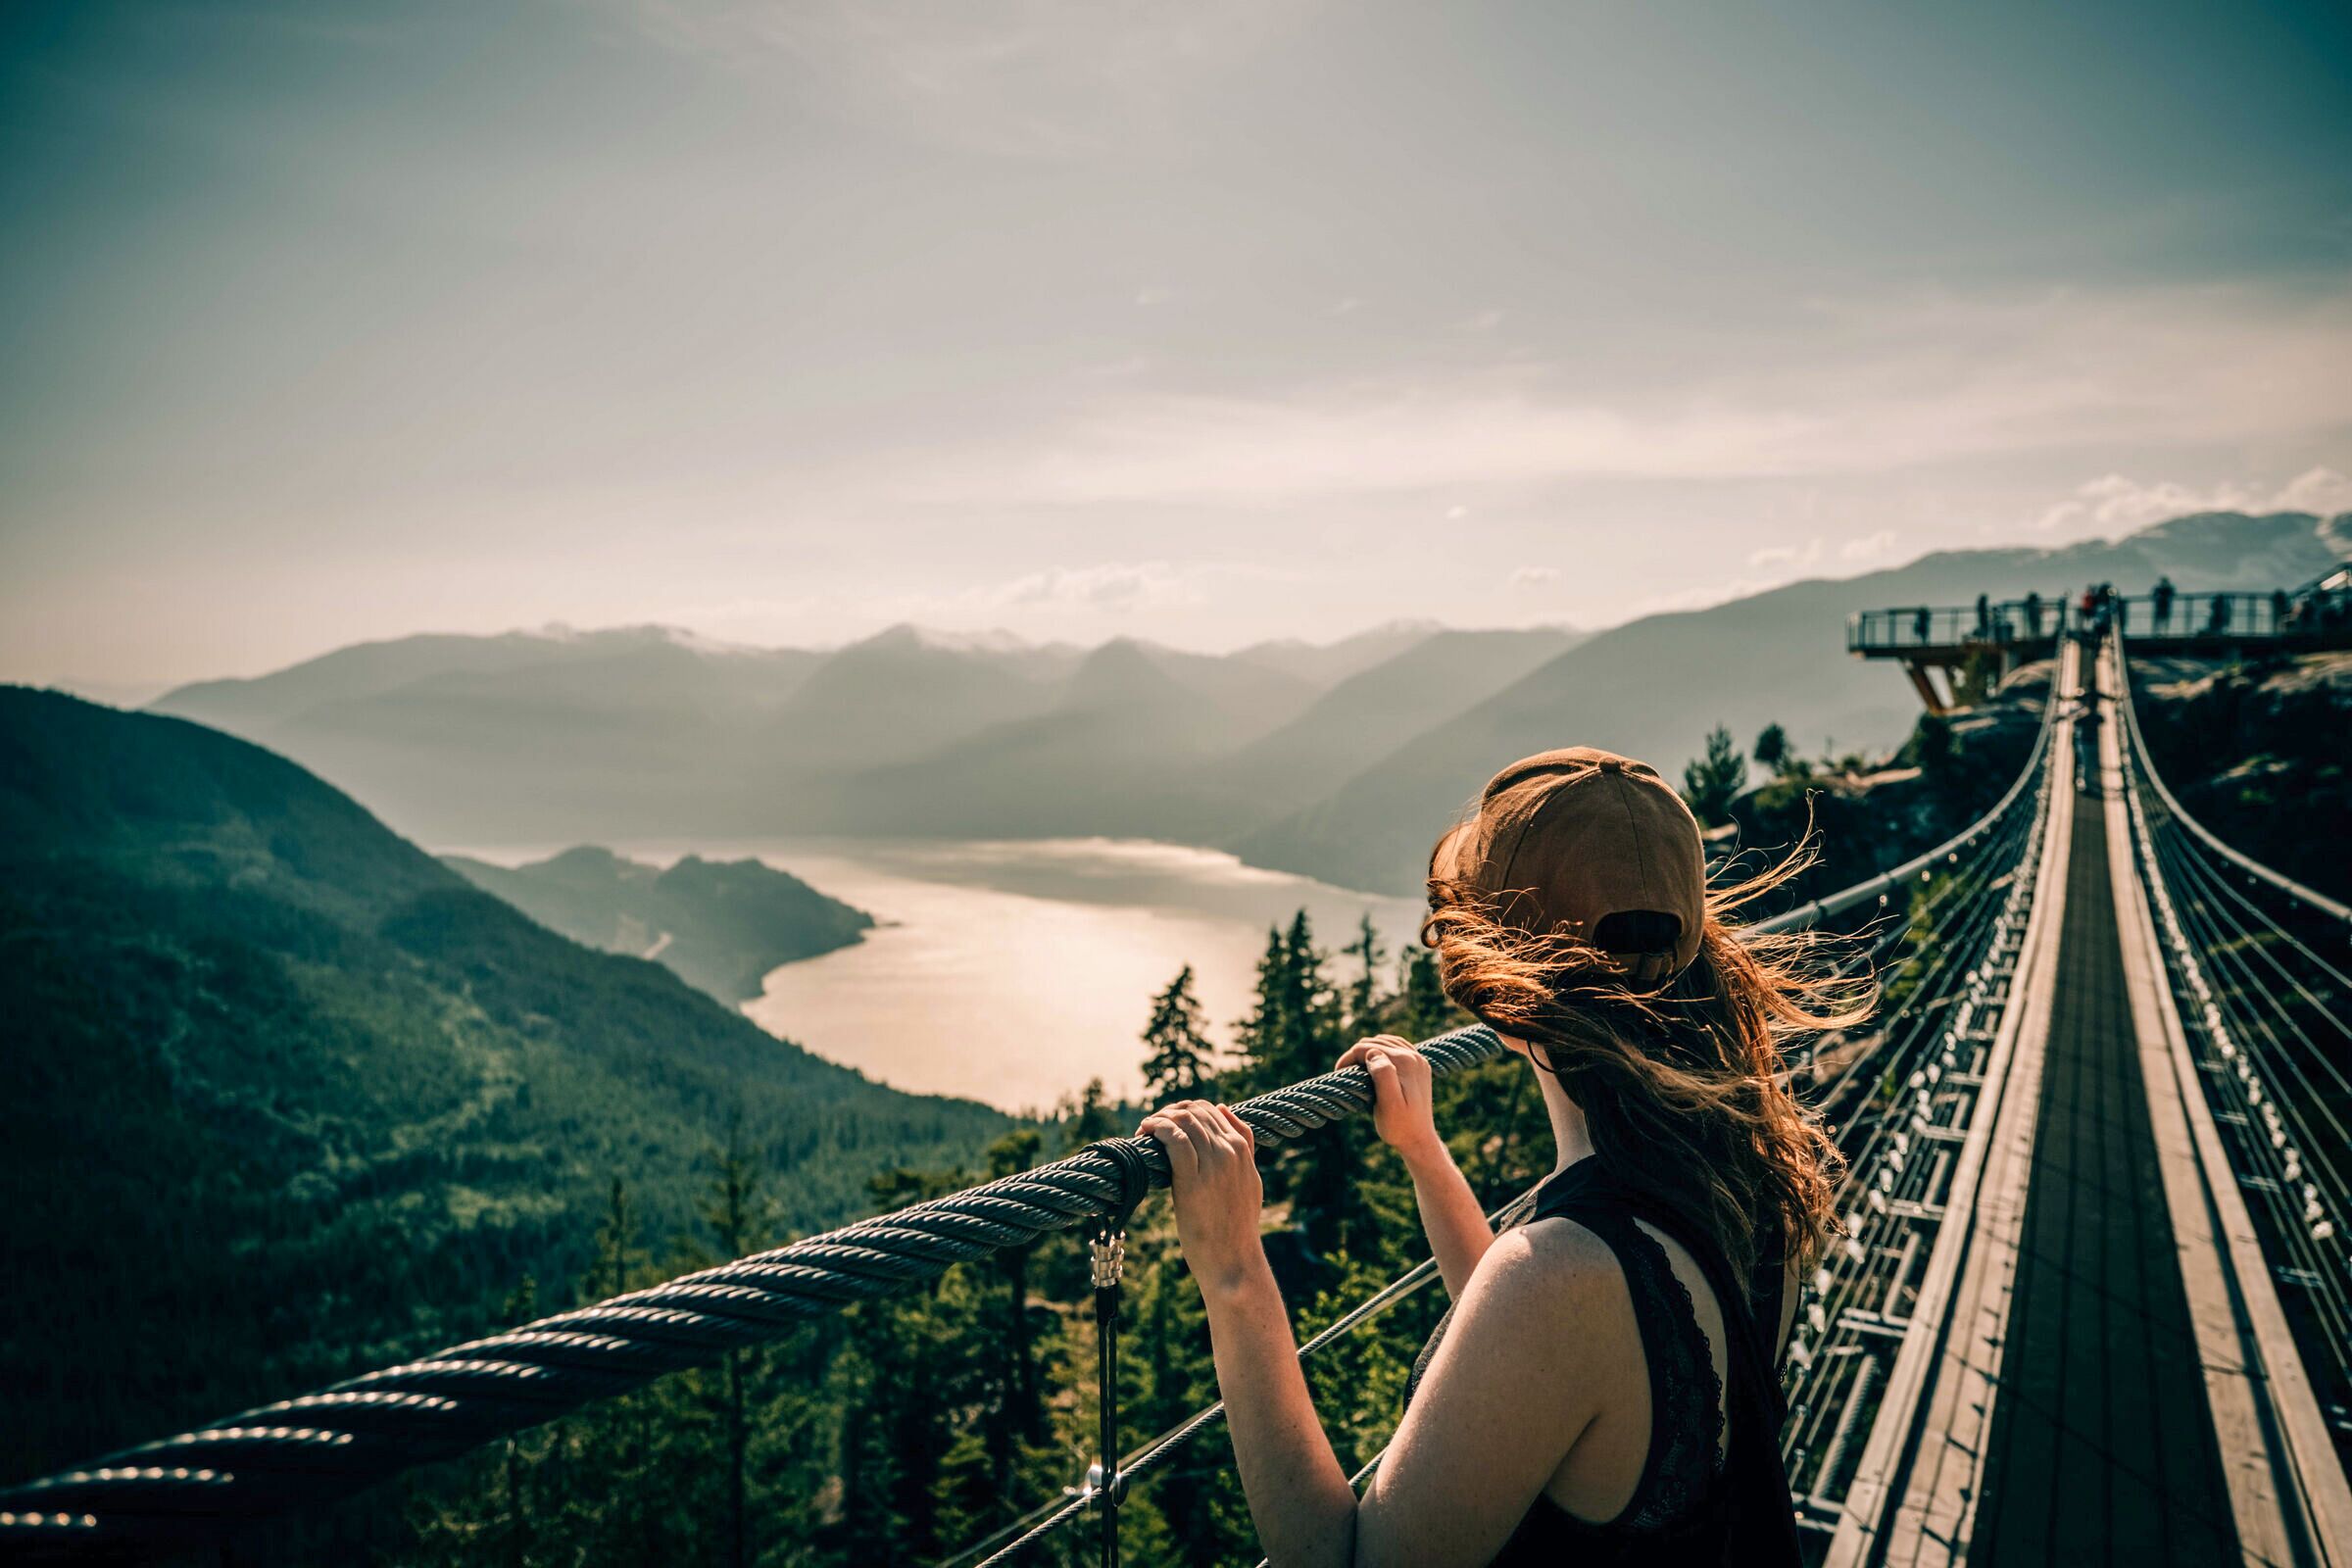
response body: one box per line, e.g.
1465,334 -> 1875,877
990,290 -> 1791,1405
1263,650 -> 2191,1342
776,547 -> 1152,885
440,837 -> 1424,1112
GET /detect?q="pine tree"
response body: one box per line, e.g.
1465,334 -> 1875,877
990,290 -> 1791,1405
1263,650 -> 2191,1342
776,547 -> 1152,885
1062,1077 -> 1119,1152
1140,965 -> 1217,1102
1682,722 -> 1747,826
1343,913 -> 1385,1035
981,1128 -> 1048,1489
692,1129 -> 777,1568
1398,947 -> 1454,1042
1754,721 -> 1790,775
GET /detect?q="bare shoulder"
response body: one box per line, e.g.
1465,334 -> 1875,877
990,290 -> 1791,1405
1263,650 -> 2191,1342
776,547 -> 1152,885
1457,1215 -> 1637,1343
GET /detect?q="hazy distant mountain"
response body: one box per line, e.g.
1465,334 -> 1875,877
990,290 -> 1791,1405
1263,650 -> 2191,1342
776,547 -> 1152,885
757,624 -> 1065,774
1236,511 -> 2348,893
444,845 -> 873,1003
818,638 -> 1304,839
150,624 -> 772,732
144,618 -> 1419,844
138,511 -> 2344,881
1209,626 -> 1587,811
1231,619 -> 1445,686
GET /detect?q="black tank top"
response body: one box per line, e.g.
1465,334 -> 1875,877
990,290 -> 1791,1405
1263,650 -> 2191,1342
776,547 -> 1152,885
1401,1159 -> 1801,1567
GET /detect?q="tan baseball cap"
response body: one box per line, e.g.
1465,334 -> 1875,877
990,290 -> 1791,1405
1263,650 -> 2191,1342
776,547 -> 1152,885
1427,746 -> 1707,985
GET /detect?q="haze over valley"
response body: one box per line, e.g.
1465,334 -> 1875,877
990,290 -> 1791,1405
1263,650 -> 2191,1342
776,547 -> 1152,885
145,509 -> 2347,898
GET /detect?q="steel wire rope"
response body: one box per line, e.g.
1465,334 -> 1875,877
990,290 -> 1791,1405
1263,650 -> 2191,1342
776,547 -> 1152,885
2139,820 -> 2352,1372
1796,813 -> 2027,1102
1782,753 -> 2056,1467
2153,820 -> 2352,1060
1785,879 -> 2027,1463
2116,642 -> 2352,1366
2153,827 -> 2352,1153
2121,747 -> 2352,1383
1782,877 -> 2029,1463
2145,844 -> 2352,1378
1798,808 -> 2035,1122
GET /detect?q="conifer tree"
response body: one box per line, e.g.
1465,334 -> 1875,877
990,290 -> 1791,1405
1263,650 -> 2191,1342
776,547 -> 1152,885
1398,947 -> 1454,1041
982,1127 -> 1049,1488
1682,722 -> 1747,825
1343,913 -> 1386,1035
692,1130 -> 777,1568
1141,964 -> 1218,1102
1062,1076 -> 1119,1151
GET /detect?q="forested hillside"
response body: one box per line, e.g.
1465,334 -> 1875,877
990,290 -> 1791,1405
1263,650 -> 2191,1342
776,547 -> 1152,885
0,688 -> 1006,1497
2128,650 -> 2352,903
443,845 -> 874,1004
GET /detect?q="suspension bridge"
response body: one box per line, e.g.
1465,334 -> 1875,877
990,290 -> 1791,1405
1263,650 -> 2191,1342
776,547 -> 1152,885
4,609 -> 2349,1566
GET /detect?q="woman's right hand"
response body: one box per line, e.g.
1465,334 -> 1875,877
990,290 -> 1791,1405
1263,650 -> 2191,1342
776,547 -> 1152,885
1337,1035 -> 1444,1165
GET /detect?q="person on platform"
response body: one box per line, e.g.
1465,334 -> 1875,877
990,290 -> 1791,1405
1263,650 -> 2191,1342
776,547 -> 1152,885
1144,749 -> 1854,1568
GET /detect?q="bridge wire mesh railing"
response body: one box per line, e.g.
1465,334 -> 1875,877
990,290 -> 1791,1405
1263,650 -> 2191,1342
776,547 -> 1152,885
0,687 -> 2061,1562
2117,645 -> 2352,1429
1777,716 -> 2059,1519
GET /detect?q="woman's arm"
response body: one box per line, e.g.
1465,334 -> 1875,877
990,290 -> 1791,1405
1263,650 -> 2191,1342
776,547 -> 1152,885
1141,1102 -> 1358,1568
1338,1038 -> 1494,1298
1142,1096 -> 1609,1568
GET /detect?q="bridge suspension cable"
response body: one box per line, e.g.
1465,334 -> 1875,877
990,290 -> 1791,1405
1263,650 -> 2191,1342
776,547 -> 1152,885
2116,641 -> 2352,1412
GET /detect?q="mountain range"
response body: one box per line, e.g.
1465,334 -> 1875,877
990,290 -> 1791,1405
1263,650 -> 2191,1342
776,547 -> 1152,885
144,511 -> 2347,894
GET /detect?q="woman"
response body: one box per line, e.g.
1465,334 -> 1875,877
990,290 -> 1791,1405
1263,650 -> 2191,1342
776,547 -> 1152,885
1141,747 -> 1862,1568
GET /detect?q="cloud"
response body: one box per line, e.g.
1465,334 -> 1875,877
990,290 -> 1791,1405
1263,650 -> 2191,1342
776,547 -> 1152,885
2274,466 -> 2352,516
995,561 -> 1199,612
892,284 -> 2352,509
1839,529 -> 1898,561
1747,538 -> 1824,569
1511,565 -> 1560,587
2032,466 -> 2352,539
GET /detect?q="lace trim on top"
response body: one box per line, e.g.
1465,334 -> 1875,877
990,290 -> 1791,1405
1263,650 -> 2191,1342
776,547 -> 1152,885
1609,1221 -> 1727,1532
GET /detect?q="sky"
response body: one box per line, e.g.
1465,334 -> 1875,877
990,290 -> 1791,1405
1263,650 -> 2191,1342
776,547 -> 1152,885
4,0 -> 2351,693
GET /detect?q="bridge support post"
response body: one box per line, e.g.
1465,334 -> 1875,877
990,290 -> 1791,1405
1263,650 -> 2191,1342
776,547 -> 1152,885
1085,1138 -> 1151,1568
1089,1222 -> 1127,1568
1901,662 -> 1949,715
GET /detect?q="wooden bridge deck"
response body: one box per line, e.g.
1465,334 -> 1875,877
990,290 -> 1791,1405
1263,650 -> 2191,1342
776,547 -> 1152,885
1966,782 -> 2240,1566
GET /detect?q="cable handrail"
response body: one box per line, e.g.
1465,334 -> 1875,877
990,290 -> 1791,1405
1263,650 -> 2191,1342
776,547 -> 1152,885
2115,626 -> 2352,926
1755,665 -> 2057,936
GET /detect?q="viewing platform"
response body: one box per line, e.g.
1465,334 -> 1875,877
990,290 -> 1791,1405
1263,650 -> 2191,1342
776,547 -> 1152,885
1850,572 -> 2352,713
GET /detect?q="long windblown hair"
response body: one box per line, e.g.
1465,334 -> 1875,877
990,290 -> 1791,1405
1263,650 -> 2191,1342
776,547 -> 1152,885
1424,833 -> 1870,1277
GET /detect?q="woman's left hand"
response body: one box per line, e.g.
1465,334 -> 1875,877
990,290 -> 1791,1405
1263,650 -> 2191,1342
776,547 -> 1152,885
1139,1101 -> 1266,1295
